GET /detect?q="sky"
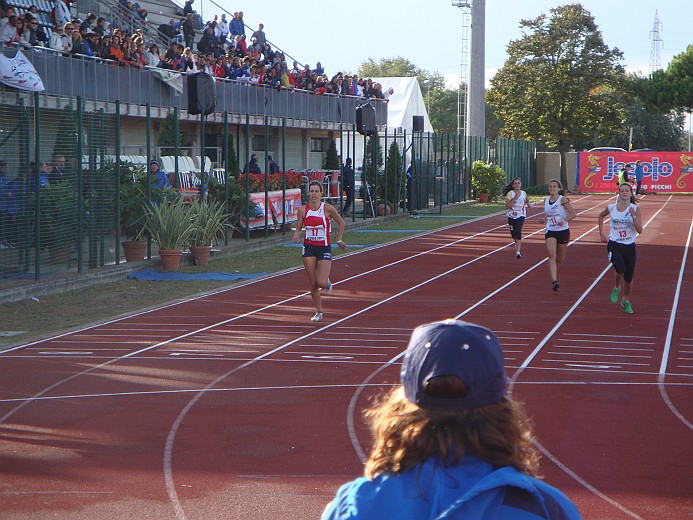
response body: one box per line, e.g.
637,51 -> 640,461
206,0 -> 690,88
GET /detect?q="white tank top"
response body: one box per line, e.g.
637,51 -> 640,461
544,195 -> 569,232
506,190 -> 528,219
607,203 -> 638,245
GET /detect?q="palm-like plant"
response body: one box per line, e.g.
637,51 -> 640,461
188,199 -> 228,247
144,198 -> 195,251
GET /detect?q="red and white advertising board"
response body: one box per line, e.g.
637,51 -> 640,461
240,188 -> 303,230
577,151 -> 693,193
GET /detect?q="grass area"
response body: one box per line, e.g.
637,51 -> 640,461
0,202 -> 505,349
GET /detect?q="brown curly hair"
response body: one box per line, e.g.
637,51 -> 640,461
364,377 -> 541,480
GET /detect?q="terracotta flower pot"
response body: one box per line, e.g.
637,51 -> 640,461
159,249 -> 183,270
190,245 -> 212,266
478,193 -> 490,203
122,240 -> 147,262
376,203 -> 392,216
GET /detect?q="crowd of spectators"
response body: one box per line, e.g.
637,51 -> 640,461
0,2 -> 394,101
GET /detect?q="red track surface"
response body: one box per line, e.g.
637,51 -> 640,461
0,194 -> 691,519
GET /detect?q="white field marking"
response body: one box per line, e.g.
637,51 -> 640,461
562,332 -> 657,339
533,438 -> 645,520
555,345 -> 655,352
309,338 -> 405,343
555,338 -> 656,345
564,364 -> 623,369
547,351 -> 652,359
323,332 -> 411,337
0,383 -> 394,404
293,351 -> 389,357
503,196 -> 675,519
37,351 -> 94,355
0,491 -> 114,495
298,345 -> 399,350
659,215 -> 693,432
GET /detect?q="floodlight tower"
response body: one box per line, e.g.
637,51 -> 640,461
467,0 -> 486,138
451,0 -> 471,136
649,10 -> 663,75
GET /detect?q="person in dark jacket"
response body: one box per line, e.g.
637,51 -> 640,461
341,157 -> 354,215
322,319 -> 583,520
244,154 -> 261,174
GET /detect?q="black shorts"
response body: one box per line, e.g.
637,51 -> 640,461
302,242 -> 332,261
508,217 -> 525,240
545,229 -> 570,245
607,240 -> 636,283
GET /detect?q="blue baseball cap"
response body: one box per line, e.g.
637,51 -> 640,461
400,320 -> 507,410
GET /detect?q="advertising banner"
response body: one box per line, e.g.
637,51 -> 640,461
577,151 -> 693,193
240,188 -> 303,229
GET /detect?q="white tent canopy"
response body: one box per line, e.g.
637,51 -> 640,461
372,76 -> 434,133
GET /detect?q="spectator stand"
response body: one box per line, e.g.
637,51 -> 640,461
5,0 -> 55,41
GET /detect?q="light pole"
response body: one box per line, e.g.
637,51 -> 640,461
451,1 -> 471,136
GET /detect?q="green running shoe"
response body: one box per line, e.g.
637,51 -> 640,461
610,287 -> 621,303
621,300 -> 633,314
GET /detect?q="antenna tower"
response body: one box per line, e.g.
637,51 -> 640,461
649,10 -> 663,75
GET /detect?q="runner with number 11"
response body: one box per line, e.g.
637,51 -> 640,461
540,179 -> 576,292
292,181 -> 347,322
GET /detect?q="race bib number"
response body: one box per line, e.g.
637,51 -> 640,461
547,216 -> 563,229
305,225 -> 326,242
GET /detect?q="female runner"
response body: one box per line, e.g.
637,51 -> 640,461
597,183 -> 643,314
292,181 -> 347,322
540,179 -> 576,291
502,177 -> 530,259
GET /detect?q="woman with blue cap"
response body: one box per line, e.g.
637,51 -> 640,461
322,319 -> 582,519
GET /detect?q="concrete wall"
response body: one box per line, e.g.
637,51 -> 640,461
536,152 -> 578,192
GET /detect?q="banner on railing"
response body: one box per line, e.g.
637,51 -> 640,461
577,151 -> 693,193
0,50 -> 44,92
151,68 -> 185,95
240,188 -> 302,229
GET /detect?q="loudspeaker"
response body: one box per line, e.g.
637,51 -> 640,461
187,73 -> 216,115
413,115 -> 424,132
356,103 -> 375,136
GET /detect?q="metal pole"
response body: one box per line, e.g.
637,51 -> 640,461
33,93 -> 40,279
145,103 -> 152,259
281,116 -> 286,234
115,100 -> 121,264
224,111 -> 229,245
244,113 -> 250,241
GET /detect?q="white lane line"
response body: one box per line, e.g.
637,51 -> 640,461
658,215 -> 693,431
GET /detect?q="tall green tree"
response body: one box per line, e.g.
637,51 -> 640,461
157,111 -> 183,157
488,4 -> 627,188
636,45 -> 693,113
378,141 -> 404,206
323,140 -> 339,169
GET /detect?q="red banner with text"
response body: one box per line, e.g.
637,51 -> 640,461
240,188 -> 303,229
577,151 -> 693,193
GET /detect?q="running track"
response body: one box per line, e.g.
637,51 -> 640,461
0,194 -> 691,519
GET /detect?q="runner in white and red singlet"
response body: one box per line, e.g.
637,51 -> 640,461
292,181 -> 347,322
539,179 -> 576,292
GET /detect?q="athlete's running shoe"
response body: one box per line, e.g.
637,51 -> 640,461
325,279 -> 333,294
621,300 -> 633,314
610,287 -> 621,303
552,280 -> 560,292
516,252 -> 522,259
311,311 -> 323,322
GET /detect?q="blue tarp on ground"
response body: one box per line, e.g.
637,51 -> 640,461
128,270 -> 267,281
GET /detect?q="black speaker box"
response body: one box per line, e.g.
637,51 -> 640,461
187,73 -> 216,115
356,103 -> 376,136
413,115 -> 424,132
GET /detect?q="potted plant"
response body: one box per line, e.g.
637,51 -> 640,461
144,198 -> 195,270
187,198 -> 228,265
471,160 -> 506,203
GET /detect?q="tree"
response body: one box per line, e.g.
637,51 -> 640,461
157,111 -> 183,157
636,45 -> 693,113
323,140 -> 339,169
488,4 -> 627,189
379,141 -> 405,206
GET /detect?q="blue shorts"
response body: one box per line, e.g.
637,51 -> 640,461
545,229 -> 570,245
302,242 -> 332,261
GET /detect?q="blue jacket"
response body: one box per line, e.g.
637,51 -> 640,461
634,164 -> 644,182
322,455 -> 582,520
